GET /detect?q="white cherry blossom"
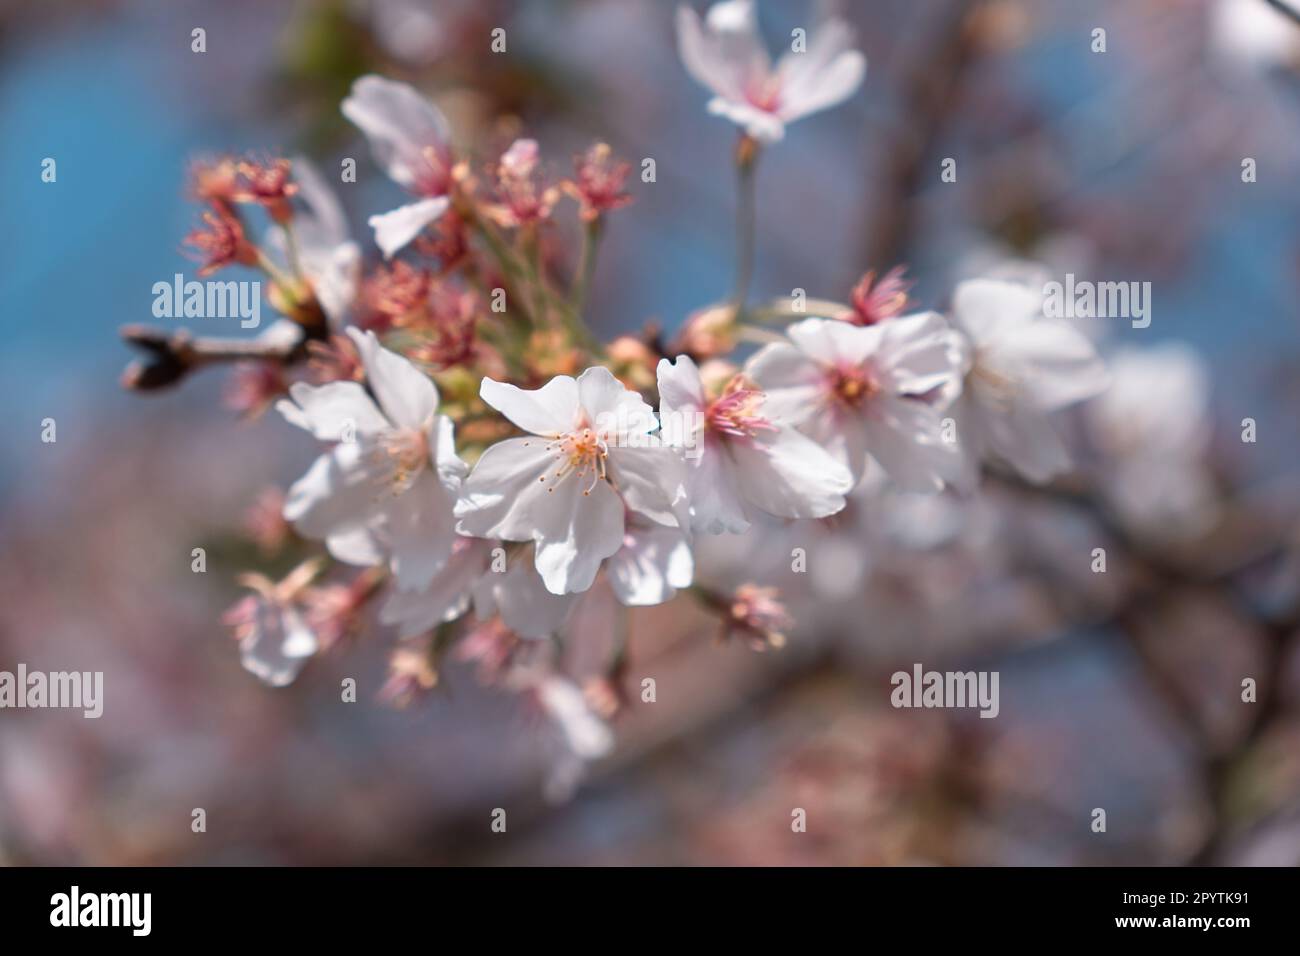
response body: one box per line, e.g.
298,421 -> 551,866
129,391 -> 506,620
379,536 -> 495,635
607,515 -> 694,606
381,514 -> 694,641
222,564 -> 322,688
526,672 -> 615,802
277,328 -> 467,591
1084,343 -> 1218,540
383,541 -> 576,641
657,354 -> 852,535
535,675 -> 614,761
676,0 -> 866,143
383,541 -> 576,640
264,157 -> 360,326
454,367 -> 686,596
287,158 -> 361,324
472,548 -> 580,636
342,75 -> 456,258
226,594 -> 316,688
946,278 -> 1109,488
746,314 -> 964,489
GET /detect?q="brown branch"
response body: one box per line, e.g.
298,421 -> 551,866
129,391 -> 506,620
119,321 -> 313,391
1189,609 -> 1297,865
989,470 -> 1300,864
859,0 -> 982,271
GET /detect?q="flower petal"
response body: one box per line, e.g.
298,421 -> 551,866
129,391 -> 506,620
240,601 -> 317,688
454,437 -> 557,540
861,395 -> 960,492
607,523 -> 694,606
290,155 -> 351,246
380,469 -> 459,591
341,75 -> 451,190
610,444 -> 687,528
796,403 -> 868,483
472,553 -> 577,638
951,278 -> 1041,345
779,47 -> 865,123
532,476 -> 626,595
347,327 -> 440,431
307,241 -> 362,327
676,5 -> 731,97
380,537 -> 491,636
325,526 -> 385,566
745,346 -> 822,428
579,365 -> 657,438
656,355 -> 706,418
731,426 -> 852,519
537,676 -> 613,760
277,380 -> 388,441
876,311 -> 966,400
1002,319 -> 1110,411
283,443 -> 381,539
790,318 -> 879,365
685,435 -> 752,534
975,390 -> 1073,484
708,97 -> 786,142
778,15 -> 858,102
676,2 -> 766,103
480,375 -> 580,435
429,413 -> 469,487
367,196 -> 450,259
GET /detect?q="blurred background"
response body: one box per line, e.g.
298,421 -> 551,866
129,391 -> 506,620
3,0 -> 1300,865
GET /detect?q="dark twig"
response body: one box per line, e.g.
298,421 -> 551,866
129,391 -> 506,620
1266,0 -> 1300,29
119,322 -> 313,391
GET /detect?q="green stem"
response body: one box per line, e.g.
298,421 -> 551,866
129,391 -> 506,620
735,323 -> 787,346
472,214 -> 600,356
732,145 -> 759,317
748,297 -> 852,324
571,218 -> 602,320
471,217 -> 536,332
525,226 -> 549,327
459,259 -> 528,371
255,250 -> 300,308
281,222 -> 305,281
559,218 -> 605,354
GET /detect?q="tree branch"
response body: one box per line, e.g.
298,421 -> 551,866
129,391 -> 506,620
990,470 -> 1300,863
119,321 -> 312,391
860,0 -> 980,270
1266,0 -> 1300,29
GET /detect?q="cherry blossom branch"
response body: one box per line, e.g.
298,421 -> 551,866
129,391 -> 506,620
119,321 -> 311,391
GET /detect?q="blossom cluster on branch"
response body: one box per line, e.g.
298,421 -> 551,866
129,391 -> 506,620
120,1 -> 1115,792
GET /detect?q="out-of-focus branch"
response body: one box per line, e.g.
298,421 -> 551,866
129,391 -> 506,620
1266,0 -> 1300,29
860,0 -> 981,270
119,321 -> 312,391
1190,606 -> 1297,865
991,469 -> 1300,864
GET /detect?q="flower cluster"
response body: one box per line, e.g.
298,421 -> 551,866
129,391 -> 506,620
123,1 -> 1113,794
